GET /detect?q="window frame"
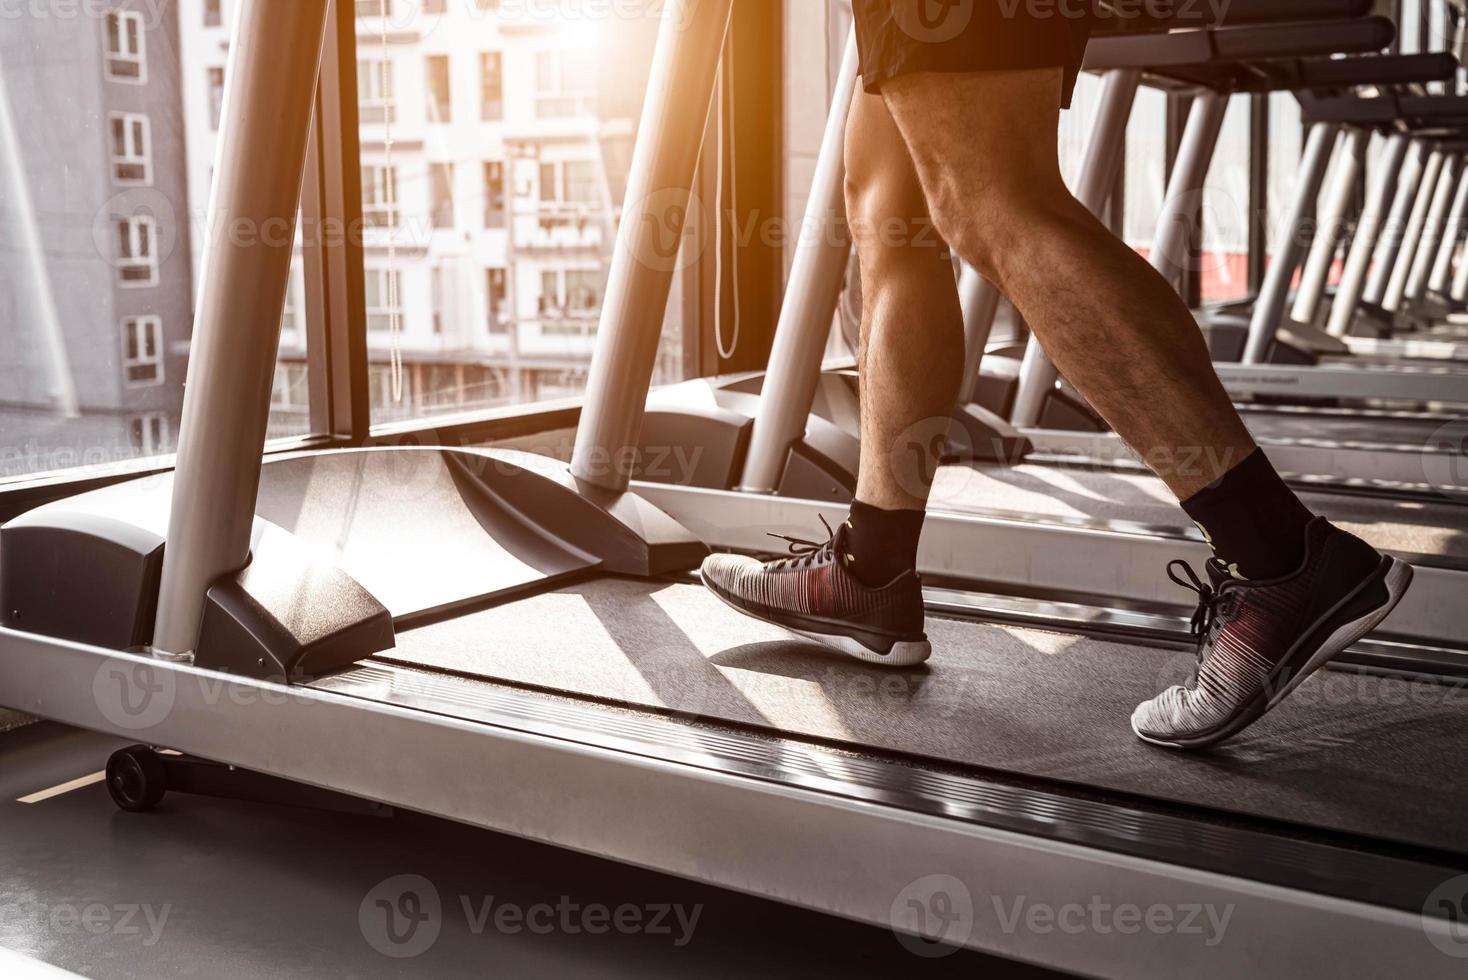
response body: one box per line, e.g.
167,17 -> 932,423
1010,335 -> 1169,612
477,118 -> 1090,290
116,215 -> 159,287
104,10 -> 148,83
121,315 -> 165,388
108,112 -> 152,185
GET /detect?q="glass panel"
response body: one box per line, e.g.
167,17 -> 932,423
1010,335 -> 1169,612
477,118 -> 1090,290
1200,96 -> 1251,303
357,2 -> 678,427
0,1 -> 313,480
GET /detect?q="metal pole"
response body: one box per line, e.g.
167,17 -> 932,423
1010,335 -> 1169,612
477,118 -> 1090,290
1380,145 -> 1443,311
737,29 -> 859,494
151,0 -> 332,659
955,267 -> 1001,404
1428,162 -> 1468,295
1363,138 -> 1429,305
570,0 -> 735,491
1292,129 -> 1369,326
1328,133 -> 1409,336
1010,69 -> 1140,428
1406,153 -> 1463,300
1150,91 -> 1229,288
1242,122 -> 1341,365
1453,227 -> 1468,302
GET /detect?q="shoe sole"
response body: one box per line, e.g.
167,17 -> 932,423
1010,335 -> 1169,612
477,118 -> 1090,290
1134,556 -> 1414,750
702,577 -> 932,668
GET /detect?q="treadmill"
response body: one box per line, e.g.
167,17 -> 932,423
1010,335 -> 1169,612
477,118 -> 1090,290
2,3 -> 1468,977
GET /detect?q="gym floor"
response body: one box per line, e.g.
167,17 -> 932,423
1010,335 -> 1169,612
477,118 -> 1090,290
0,722 -> 1063,979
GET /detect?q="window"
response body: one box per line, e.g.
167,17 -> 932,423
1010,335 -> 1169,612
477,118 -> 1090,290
281,268 -> 304,338
109,113 -> 151,184
204,0 -> 222,27
426,55 -> 451,123
362,165 -> 398,228
271,363 -> 309,411
539,269 -> 600,315
430,162 -> 454,228
121,317 -> 163,386
105,11 -> 146,82
116,216 -> 157,286
486,268 -> 508,331
480,52 -> 503,120
129,414 -> 168,456
358,59 -> 395,123
538,160 -> 600,206
208,67 -> 225,129
357,0 -> 388,17
483,161 -> 506,228
534,51 -> 596,118
365,269 -> 403,332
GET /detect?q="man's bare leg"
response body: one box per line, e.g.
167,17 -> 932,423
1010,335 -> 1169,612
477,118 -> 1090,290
880,68 -> 1255,501
845,86 -> 965,513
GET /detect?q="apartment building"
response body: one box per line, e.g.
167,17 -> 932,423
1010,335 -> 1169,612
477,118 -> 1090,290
0,1 -> 193,475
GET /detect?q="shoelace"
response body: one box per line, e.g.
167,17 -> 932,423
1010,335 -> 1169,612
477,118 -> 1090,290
1167,559 -> 1236,683
765,515 -> 838,571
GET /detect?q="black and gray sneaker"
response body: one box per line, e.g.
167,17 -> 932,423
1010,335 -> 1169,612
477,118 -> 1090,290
699,518 -> 931,666
1132,518 -> 1414,750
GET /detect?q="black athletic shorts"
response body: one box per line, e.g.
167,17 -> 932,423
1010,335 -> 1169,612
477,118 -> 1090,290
852,0 -> 1098,107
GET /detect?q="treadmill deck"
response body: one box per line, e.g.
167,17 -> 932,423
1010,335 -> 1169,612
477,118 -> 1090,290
390,576 -> 1468,857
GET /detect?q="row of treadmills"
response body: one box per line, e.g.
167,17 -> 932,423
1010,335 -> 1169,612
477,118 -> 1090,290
2,1 -> 1468,976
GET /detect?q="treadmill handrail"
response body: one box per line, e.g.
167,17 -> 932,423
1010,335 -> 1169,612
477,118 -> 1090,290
1093,0 -> 1374,35
1085,17 -> 1396,72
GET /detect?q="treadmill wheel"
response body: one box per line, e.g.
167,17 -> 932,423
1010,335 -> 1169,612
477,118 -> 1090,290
106,745 -> 167,813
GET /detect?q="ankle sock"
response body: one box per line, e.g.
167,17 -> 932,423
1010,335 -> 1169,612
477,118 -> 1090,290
1181,448 -> 1315,580
842,499 -> 925,587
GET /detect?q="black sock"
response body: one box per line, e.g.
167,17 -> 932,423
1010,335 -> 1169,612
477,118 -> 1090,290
1181,448 -> 1315,580
842,499 -> 925,587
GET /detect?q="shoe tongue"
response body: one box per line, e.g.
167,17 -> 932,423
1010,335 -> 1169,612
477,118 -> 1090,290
1205,559 -> 1236,589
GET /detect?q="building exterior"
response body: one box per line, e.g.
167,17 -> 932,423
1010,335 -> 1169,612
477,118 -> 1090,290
178,0 -> 681,434
0,0 -> 193,475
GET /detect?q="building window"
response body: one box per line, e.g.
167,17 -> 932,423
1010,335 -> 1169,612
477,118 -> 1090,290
116,216 -> 158,286
362,165 -> 398,228
121,316 -> 163,387
356,0 -> 388,17
486,267 -> 507,331
208,67 -> 225,129
105,10 -> 146,82
130,414 -> 168,456
426,55 -> 451,123
281,268 -> 304,337
109,113 -> 152,184
358,59 -> 395,123
534,50 -> 595,118
204,0 -> 222,27
365,268 -> 403,332
480,51 -> 503,121
538,160 -> 600,206
271,363 -> 309,410
483,161 -> 506,228
539,269 -> 600,317
430,162 -> 454,228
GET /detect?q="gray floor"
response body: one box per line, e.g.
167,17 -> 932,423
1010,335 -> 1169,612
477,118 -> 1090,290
0,723 -> 1061,980
394,577 -> 1468,855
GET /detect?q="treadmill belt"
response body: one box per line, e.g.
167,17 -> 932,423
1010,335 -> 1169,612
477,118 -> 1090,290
392,577 -> 1468,855
929,462 -> 1468,559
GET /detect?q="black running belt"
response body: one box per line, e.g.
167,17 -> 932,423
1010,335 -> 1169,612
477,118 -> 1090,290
390,577 -> 1468,856
925,462 -> 1468,561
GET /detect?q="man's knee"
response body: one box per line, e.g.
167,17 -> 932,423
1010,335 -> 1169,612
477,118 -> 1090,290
928,179 -> 1073,286
844,167 -> 947,268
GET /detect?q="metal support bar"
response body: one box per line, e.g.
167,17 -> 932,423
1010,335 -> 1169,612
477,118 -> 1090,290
570,0 -> 736,492
1011,69 -> 1141,427
1381,146 -> 1444,312
1453,214 -> 1468,301
151,0 -> 332,659
1363,138 -> 1429,306
1243,122 -> 1341,364
1428,163 -> 1468,295
1405,153 -> 1463,301
1293,129 -> 1369,326
956,267 -> 1002,404
1328,133 -> 1410,336
737,28 -> 859,494
1151,91 -> 1229,288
